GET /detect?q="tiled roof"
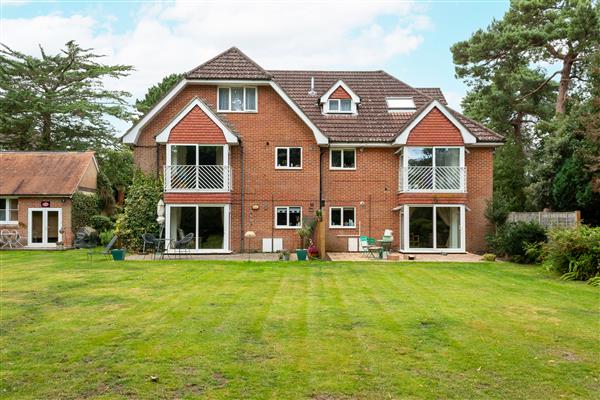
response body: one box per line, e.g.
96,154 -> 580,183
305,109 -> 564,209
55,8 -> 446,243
268,70 -> 503,143
187,47 -> 271,80
416,88 -> 447,105
0,151 -> 96,196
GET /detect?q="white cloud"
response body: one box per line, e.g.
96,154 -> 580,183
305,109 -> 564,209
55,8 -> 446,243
1,0 -> 433,132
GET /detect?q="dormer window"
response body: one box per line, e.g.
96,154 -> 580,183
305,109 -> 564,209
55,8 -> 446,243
386,97 -> 416,112
320,80 -> 360,115
328,99 -> 352,113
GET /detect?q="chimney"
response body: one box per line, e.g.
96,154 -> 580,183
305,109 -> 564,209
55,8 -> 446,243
308,76 -> 317,96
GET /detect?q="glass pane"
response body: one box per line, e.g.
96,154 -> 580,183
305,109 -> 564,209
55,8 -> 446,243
198,207 -> 223,249
231,87 -> 244,111
407,148 -> 433,166
409,207 -> 433,248
0,210 -> 5,221
31,211 -> 43,243
245,87 -> 256,110
289,148 -> 301,168
289,207 -> 301,227
9,209 -> 18,221
436,207 -> 461,249
47,211 -> 59,243
331,208 -> 341,226
171,145 -> 196,165
218,88 -> 229,110
197,146 -> 218,165
277,149 -> 288,167
0,199 -> 5,210
276,208 -> 287,226
329,100 -> 339,111
435,148 -> 460,167
343,150 -> 355,168
343,208 -> 355,227
331,150 -> 342,168
340,99 -> 352,111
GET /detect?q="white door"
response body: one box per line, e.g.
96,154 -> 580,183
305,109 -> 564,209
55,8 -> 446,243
28,208 -> 62,247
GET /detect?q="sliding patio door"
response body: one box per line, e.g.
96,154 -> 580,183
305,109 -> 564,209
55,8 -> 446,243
404,205 -> 464,252
166,204 -> 230,253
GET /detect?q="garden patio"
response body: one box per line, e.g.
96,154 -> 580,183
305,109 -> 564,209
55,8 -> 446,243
1,250 -> 598,399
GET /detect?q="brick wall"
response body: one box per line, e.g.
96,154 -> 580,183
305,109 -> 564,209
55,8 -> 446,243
132,83 -> 496,254
329,86 -> 352,99
0,197 -> 74,247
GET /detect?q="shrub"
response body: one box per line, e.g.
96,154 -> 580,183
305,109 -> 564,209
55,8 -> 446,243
481,253 -> 496,262
115,172 -> 162,252
543,225 -> 600,283
89,215 -> 114,232
71,192 -> 100,231
490,221 -> 547,263
99,230 -> 115,246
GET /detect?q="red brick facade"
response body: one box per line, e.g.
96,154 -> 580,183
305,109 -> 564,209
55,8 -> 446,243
132,84 -> 496,254
329,86 -> 352,99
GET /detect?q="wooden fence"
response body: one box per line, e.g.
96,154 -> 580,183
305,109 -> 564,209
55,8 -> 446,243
506,211 -> 581,229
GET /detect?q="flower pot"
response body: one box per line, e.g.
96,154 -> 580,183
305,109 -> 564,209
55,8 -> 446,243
111,249 -> 126,261
296,249 -> 308,261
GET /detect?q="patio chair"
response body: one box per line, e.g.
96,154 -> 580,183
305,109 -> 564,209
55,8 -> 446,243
172,233 -> 194,258
87,235 -> 118,261
367,237 -> 383,259
141,233 -> 159,259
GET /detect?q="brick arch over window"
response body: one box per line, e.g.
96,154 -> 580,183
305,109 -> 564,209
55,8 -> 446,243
168,105 -> 227,144
406,108 -> 464,146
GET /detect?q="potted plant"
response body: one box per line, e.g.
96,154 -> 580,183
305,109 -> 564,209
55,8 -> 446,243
296,227 -> 311,261
278,249 -> 291,261
111,248 -> 126,261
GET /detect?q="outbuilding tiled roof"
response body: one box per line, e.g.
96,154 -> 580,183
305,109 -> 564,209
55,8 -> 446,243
187,47 -> 271,80
0,151 -> 97,196
269,70 -> 504,143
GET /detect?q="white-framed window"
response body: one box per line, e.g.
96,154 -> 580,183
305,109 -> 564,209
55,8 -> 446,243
400,146 -> 465,192
0,198 -> 18,224
327,99 -> 352,113
217,86 -> 257,112
386,97 -> 416,112
275,206 -> 302,229
275,147 -> 302,169
329,207 -> 356,228
330,148 -> 356,170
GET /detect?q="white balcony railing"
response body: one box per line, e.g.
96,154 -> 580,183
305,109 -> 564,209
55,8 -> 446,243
164,165 -> 232,192
399,166 -> 466,192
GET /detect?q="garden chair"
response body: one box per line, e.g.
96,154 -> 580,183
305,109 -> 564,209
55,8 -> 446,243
367,237 -> 383,259
171,232 -> 194,258
87,235 -> 118,261
141,233 -> 159,259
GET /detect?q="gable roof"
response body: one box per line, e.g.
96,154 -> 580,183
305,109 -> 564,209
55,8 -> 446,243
319,80 -> 361,104
416,88 -> 447,105
186,47 -> 271,80
0,151 -> 97,196
155,97 -> 239,144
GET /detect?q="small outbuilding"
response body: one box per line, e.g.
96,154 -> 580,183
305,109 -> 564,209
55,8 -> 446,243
0,151 -> 98,248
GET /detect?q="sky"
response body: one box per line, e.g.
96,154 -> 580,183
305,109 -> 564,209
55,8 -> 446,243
0,0 -> 509,134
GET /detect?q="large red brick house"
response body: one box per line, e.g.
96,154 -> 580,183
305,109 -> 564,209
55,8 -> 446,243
122,48 -> 503,254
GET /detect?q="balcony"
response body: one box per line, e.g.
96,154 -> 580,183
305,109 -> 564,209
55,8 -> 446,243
399,166 -> 466,193
164,165 -> 232,192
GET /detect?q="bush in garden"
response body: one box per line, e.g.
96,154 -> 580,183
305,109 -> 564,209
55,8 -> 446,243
71,192 -> 100,231
543,225 -> 600,284
491,221 -> 547,263
114,172 -> 162,252
89,215 -> 114,232
99,230 -> 115,246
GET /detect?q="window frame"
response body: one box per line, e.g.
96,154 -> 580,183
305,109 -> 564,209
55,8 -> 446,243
326,98 -> 354,114
0,197 -> 18,225
329,148 -> 357,170
217,86 -> 258,113
275,147 -> 303,170
329,206 -> 356,229
274,206 -> 303,229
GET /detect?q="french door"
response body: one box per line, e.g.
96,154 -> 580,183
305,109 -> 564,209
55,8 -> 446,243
28,208 -> 62,247
402,205 -> 465,252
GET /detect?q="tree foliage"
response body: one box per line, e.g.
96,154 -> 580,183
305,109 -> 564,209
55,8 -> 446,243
452,0 -> 600,114
71,192 -> 100,231
0,41 -> 133,151
96,145 -> 135,192
134,73 -> 183,115
114,172 -> 162,251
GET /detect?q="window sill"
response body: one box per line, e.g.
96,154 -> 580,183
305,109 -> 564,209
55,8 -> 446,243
0,221 -> 19,226
329,167 -> 356,171
275,226 -> 301,230
329,226 -> 357,230
217,110 -> 258,114
275,167 -> 303,170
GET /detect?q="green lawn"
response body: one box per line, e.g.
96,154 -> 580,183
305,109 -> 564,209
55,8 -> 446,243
1,251 -> 599,399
